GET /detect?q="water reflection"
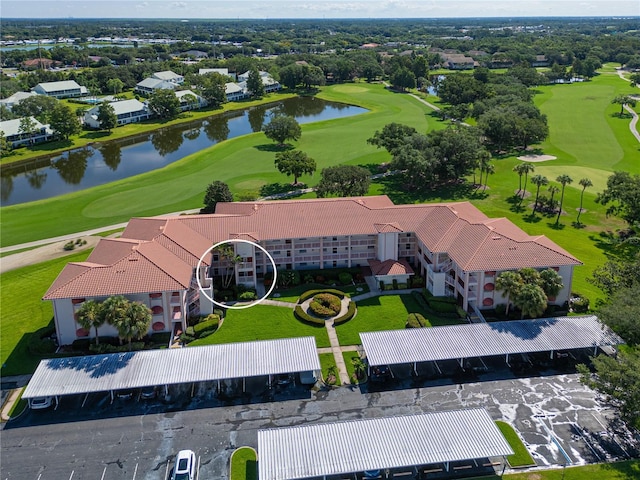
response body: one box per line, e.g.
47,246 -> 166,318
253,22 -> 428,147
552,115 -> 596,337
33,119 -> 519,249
51,148 -> 94,185
151,128 -> 184,156
100,142 -> 122,171
0,97 -> 367,206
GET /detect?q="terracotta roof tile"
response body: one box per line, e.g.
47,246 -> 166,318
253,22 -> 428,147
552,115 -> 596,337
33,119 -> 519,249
369,259 -> 415,276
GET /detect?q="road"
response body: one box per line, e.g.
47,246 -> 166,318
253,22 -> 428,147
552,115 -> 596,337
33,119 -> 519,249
2,370 -> 636,480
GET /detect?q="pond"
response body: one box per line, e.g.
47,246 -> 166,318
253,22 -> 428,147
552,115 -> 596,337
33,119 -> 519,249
1,97 -> 367,206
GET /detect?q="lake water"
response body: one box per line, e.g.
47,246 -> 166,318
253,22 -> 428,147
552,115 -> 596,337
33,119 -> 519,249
0,97 -> 367,206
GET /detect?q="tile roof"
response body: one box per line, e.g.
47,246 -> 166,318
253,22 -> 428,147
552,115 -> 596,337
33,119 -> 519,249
46,195 -> 580,300
369,259 -> 414,276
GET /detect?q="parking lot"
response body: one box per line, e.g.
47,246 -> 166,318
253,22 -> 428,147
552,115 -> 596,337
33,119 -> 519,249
3,354 -> 639,480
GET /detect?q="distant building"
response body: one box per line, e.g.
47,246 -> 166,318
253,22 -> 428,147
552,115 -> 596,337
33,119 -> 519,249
175,90 -> 207,110
531,55 -> 550,67
199,68 -> 234,80
0,117 -> 54,147
32,80 -> 87,99
444,53 -> 476,70
83,99 -> 150,129
181,50 -> 208,59
237,70 -> 281,93
0,91 -> 38,110
151,70 -> 184,85
225,82 -> 247,101
134,78 -> 177,95
21,58 -> 60,70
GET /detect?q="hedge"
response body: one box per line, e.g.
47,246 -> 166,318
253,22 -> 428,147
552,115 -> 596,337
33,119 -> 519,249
333,301 -> 356,325
294,305 -> 326,325
298,288 -> 345,303
194,315 -> 220,335
406,313 -> 428,328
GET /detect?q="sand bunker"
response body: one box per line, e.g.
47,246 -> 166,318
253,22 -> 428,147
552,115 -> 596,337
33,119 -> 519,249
517,154 -> 557,162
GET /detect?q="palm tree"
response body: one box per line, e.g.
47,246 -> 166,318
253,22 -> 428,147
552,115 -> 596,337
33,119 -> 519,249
555,174 -> 573,225
75,300 -> 104,345
520,163 -> 536,200
531,174 -> 549,213
539,268 -> 564,299
514,283 -> 548,319
495,271 -> 523,317
576,177 -> 593,225
110,301 -> 152,351
547,185 -> 560,213
100,295 -> 129,328
215,244 -> 243,289
476,150 -> 491,188
482,163 -> 495,191
513,163 -> 526,194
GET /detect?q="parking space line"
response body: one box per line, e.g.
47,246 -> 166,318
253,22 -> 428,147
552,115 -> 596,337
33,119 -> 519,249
164,461 -> 170,480
132,462 -> 138,480
68,471 -> 74,480
100,466 -> 107,480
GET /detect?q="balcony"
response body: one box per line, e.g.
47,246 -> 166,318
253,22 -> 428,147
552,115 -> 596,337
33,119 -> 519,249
170,292 -> 181,306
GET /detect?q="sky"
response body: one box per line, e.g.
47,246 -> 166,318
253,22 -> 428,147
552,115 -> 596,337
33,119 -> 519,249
1,0 -> 639,19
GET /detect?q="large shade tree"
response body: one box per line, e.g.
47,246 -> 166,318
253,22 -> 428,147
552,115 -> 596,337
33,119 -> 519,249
274,149 -> 316,185
596,171 -> 640,228
316,165 -> 370,198
202,180 -> 233,214
262,115 -> 301,146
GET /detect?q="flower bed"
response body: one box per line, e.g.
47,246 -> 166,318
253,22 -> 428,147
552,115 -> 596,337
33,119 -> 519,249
308,293 -> 342,317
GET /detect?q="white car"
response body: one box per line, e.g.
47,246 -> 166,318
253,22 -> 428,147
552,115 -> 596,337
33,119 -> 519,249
172,449 -> 196,480
29,396 -> 54,410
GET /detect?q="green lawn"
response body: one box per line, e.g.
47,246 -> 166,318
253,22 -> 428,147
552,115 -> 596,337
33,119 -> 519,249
0,250 -> 91,376
495,421 -> 537,467
343,351 -> 363,384
229,447 -> 257,480
336,294 -> 422,345
189,304 -> 330,348
319,352 -> 340,386
468,459 -> 640,480
1,82 -> 437,247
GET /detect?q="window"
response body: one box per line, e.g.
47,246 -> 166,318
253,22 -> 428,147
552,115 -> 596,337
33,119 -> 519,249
300,249 -> 307,253
406,244 -> 411,250
333,261 -> 337,267
332,247 -> 338,254
285,239 -> 291,244
332,237 -> 337,241
368,245 -> 374,249
213,254 -> 219,261
273,250 -> 281,255
286,250 -> 291,257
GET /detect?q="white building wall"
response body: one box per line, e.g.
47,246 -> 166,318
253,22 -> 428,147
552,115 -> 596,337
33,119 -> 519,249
376,232 -> 398,262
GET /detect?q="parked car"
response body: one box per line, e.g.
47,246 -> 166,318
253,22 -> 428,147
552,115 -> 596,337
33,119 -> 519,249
276,373 -> 293,385
299,370 -> 318,385
140,386 -> 157,400
115,389 -> 134,400
29,396 -> 54,410
172,449 -> 196,480
370,366 -> 391,382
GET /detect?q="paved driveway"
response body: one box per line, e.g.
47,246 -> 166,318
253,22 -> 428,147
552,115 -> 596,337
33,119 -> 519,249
2,372 -> 638,480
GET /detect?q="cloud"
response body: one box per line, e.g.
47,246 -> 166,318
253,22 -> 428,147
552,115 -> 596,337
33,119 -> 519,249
170,1 -> 188,8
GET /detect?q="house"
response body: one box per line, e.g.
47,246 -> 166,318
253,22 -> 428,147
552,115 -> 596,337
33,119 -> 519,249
181,50 -> 208,59
32,80 -> 87,99
0,91 -> 38,110
0,117 -> 54,147
225,82 -> 247,101
83,99 -> 150,129
532,55 -> 550,67
175,89 -> 207,110
237,71 -> 281,93
199,68 -> 235,80
444,53 -> 476,70
44,196 -> 581,346
151,70 -> 184,85
21,58 -> 60,70
134,77 -> 177,95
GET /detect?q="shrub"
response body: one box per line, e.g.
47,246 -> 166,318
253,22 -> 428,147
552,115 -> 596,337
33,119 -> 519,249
298,288 -> 345,303
71,338 -> 91,351
428,301 -> 458,314
397,283 -> 408,289
456,307 -> 467,319
310,293 -> 342,315
180,332 -> 196,344
239,290 -> 257,301
185,326 -> 196,337
294,305 -> 325,325
194,315 -> 219,336
392,279 -> 399,290
570,294 -> 590,313
278,270 -> 301,287
149,332 -> 172,345
406,313 -> 427,328
333,301 -> 356,325
303,274 -> 315,284
410,276 -> 425,287
379,280 -> 385,291
28,335 -> 56,355
495,304 -> 507,316
63,241 -> 76,251
338,272 -> 353,285
412,291 -> 430,311
213,308 -> 225,318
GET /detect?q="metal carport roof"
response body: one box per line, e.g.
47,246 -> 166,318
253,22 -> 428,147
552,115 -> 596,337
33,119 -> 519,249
23,337 -> 320,399
258,408 -> 513,480
361,315 -> 622,367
